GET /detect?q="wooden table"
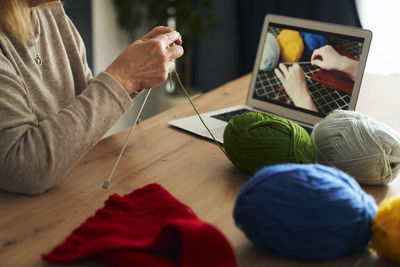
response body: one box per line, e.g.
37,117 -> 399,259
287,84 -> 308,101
1,73 -> 399,267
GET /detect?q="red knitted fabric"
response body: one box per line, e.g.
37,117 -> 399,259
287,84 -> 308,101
42,184 -> 237,267
310,44 -> 359,95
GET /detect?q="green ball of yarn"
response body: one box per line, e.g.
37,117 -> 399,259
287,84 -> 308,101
223,112 -> 316,174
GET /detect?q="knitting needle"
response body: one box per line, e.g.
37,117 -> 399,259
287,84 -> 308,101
281,61 -> 311,65
102,89 -> 152,189
275,62 -> 314,79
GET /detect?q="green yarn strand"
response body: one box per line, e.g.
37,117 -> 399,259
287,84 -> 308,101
169,70 -> 227,157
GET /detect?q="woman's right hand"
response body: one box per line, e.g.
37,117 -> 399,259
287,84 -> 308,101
106,26 -> 184,95
311,45 -> 344,71
311,44 -> 358,80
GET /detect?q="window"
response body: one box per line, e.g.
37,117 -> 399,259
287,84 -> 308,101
355,0 -> 400,75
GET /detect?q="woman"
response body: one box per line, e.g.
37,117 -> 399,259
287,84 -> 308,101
0,0 -> 183,194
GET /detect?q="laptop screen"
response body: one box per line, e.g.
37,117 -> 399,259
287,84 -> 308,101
247,15 -> 371,125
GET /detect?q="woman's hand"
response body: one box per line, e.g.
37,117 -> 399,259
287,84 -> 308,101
274,63 -> 318,112
311,45 -> 358,80
106,26 -> 184,94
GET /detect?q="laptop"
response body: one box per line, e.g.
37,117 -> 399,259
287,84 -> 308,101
169,14 -> 372,143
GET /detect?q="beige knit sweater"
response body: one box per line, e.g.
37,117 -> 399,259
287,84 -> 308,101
0,7 -> 135,194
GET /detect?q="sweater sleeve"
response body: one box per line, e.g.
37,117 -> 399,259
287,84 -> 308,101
0,56 -> 133,195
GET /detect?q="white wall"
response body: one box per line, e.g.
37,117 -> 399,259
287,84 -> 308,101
355,0 -> 400,75
91,0 -> 132,75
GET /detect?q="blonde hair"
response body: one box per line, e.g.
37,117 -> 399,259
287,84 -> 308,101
0,0 -> 62,45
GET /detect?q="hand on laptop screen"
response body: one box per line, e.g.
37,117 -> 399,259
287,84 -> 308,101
274,63 -> 318,112
311,45 -> 359,81
273,45 -> 360,113
253,23 -> 364,117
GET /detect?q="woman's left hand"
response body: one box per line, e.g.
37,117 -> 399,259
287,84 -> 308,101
106,26 -> 184,94
274,63 -> 318,112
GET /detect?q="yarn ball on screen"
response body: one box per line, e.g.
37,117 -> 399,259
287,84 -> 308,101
260,33 -> 280,72
311,110 -> 400,185
276,29 -> 304,62
223,112 -> 315,174
371,195 -> 400,264
233,163 -> 378,260
300,32 -> 327,59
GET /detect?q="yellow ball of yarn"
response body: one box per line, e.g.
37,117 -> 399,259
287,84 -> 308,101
277,29 -> 304,62
371,195 -> 400,264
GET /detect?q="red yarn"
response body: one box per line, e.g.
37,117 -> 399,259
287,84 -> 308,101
311,44 -> 359,95
42,183 -> 237,267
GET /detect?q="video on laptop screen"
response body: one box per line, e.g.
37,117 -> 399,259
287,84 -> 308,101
252,23 -> 365,117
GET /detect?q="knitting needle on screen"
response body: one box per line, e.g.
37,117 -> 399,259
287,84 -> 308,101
102,89 -> 152,189
279,62 -> 315,80
281,61 -> 311,65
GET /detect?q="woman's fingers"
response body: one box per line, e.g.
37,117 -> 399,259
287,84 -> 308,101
154,30 -> 182,48
142,26 -> 174,39
167,61 -> 176,73
141,27 -> 182,47
166,45 -> 184,61
278,63 -> 289,77
274,67 -> 285,82
293,63 -> 301,71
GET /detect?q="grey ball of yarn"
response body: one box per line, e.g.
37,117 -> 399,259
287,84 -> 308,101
260,32 -> 280,72
311,110 -> 400,185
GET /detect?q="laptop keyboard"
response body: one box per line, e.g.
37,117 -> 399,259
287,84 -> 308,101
211,108 -> 253,122
211,108 -> 313,134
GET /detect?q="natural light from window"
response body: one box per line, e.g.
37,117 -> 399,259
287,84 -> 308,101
355,0 -> 400,75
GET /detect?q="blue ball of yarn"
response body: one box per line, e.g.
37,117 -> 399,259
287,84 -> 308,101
260,32 -> 280,72
233,164 -> 377,260
300,32 -> 327,59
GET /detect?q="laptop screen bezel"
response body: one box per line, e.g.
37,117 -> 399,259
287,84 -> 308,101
246,14 -> 372,126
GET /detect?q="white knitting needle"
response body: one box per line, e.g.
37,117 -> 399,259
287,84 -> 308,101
281,61 -> 311,65
102,89 -> 152,189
